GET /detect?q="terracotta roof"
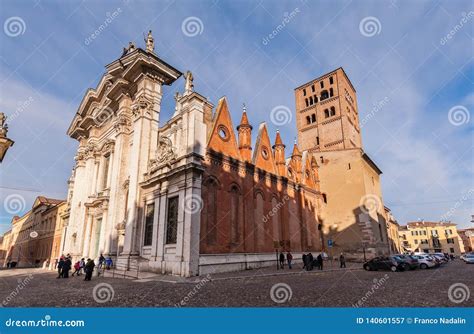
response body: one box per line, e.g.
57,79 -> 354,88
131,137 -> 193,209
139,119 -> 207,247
291,143 -> 302,157
274,130 -> 284,146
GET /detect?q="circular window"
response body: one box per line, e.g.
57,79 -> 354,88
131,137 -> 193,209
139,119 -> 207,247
261,147 -> 269,160
217,125 -> 229,141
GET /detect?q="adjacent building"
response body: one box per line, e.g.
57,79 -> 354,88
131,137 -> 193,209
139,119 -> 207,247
398,221 -> 463,256
458,228 -> 474,253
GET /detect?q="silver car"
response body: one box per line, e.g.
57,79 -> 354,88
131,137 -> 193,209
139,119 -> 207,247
463,254 -> 474,264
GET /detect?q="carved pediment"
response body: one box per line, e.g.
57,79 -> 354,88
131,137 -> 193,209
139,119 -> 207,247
147,136 -> 176,175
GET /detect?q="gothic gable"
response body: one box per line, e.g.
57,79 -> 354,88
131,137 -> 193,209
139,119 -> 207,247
207,97 -> 241,160
252,123 -> 278,175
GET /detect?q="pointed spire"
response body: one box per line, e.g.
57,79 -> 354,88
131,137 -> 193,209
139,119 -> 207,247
291,142 -> 302,157
237,103 -> 252,130
274,129 -> 284,147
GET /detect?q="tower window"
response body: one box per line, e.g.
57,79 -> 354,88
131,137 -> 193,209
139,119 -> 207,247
322,193 -> 327,203
329,88 -> 334,97
309,96 -> 313,105
324,109 -> 329,118
330,106 -> 336,116
303,88 -> 306,96
311,85 -> 315,92
320,90 -> 329,101
348,163 -> 351,170
306,116 -> 311,124
320,156 -> 324,163
314,95 -> 318,103
316,136 -> 319,145
311,114 -> 316,123
329,76 -> 334,84
305,98 -> 309,107
320,81 -> 324,89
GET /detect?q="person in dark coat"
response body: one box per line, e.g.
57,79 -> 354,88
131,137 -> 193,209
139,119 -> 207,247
98,254 -> 105,269
302,254 -> 307,270
308,253 -> 314,271
84,259 -> 95,281
339,253 -> 346,268
279,252 -> 285,269
286,252 -> 293,269
56,257 -> 64,278
62,257 -> 72,278
317,253 -> 323,270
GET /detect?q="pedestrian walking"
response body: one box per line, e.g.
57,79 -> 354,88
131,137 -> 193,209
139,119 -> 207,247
84,259 -> 95,281
56,256 -> 64,278
279,252 -> 285,269
317,253 -> 323,270
98,254 -> 105,269
308,253 -> 314,271
62,257 -> 72,278
71,261 -> 82,276
79,258 -> 85,274
302,253 -> 307,270
339,253 -> 346,268
286,251 -> 293,269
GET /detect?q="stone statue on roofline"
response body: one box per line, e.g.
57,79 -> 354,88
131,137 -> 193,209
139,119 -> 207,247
0,113 -> 8,138
184,71 -> 194,96
145,30 -> 155,53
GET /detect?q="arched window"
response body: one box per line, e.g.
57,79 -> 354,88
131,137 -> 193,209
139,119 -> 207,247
306,116 -> 311,124
320,90 -> 329,101
324,109 -> 329,118
255,192 -> 265,250
206,178 -> 218,244
314,96 -> 318,103
305,98 -> 309,107
311,114 -> 316,123
329,88 -> 334,97
330,106 -> 336,116
230,185 -> 240,244
309,96 -> 313,105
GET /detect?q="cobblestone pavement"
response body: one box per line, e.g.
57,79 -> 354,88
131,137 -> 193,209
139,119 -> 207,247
0,260 -> 472,307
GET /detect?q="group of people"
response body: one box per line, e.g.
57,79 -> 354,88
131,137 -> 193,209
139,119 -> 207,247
301,252 -> 347,271
56,253 -> 113,281
278,252 -> 293,269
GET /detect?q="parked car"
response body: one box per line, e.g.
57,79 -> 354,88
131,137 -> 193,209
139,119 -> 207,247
431,253 -> 448,264
393,254 -> 419,270
363,256 -> 410,272
412,254 -> 437,269
462,254 -> 474,264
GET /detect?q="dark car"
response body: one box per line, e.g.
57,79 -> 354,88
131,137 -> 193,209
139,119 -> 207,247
393,254 -> 419,270
363,256 -> 410,272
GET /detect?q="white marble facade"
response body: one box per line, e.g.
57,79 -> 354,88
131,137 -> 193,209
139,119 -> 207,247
64,36 -> 212,277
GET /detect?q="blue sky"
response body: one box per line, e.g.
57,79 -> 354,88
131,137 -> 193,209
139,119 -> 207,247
0,0 -> 473,234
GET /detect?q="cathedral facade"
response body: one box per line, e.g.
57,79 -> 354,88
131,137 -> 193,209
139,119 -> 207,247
63,33 -> 324,277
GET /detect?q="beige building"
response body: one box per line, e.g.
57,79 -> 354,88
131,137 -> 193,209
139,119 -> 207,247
458,228 -> 474,253
398,221 -> 463,256
385,207 -> 401,254
295,68 -> 389,259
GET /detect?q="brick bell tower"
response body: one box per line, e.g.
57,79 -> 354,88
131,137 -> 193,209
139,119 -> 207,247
294,67 -> 362,153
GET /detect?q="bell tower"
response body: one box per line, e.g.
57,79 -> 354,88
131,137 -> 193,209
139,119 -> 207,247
294,67 -> 361,153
